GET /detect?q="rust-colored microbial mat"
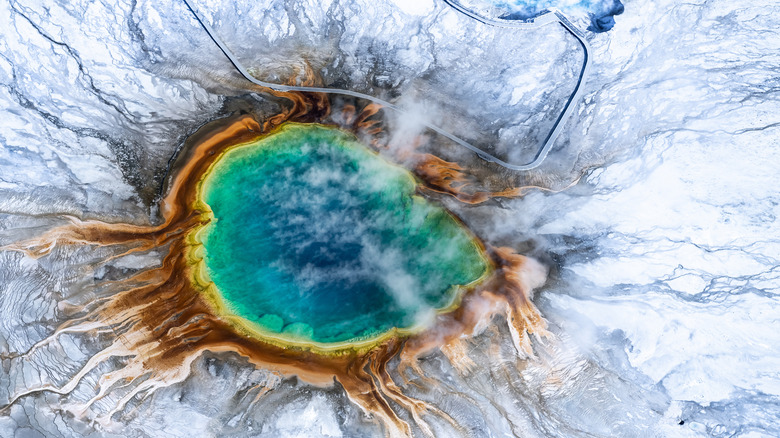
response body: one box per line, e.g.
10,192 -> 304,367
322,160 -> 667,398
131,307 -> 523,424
3,91 -> 549,437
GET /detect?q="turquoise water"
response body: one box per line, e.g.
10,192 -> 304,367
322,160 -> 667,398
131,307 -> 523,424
477,0 -> 624,32
198,124 -> 488,344
488,0 -> 615,13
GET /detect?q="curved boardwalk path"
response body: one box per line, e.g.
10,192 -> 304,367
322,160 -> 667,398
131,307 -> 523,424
181,0 -> 591,171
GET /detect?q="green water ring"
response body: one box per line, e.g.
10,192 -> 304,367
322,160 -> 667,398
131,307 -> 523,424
186,123 -> 491,353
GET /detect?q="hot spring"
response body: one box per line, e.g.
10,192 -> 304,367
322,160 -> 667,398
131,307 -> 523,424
187,123 -> 490,349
